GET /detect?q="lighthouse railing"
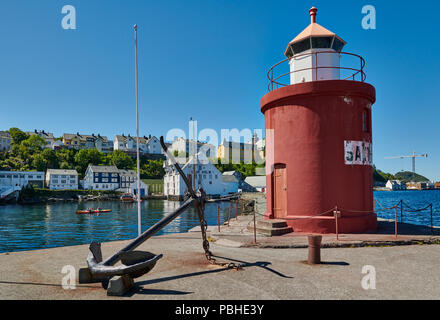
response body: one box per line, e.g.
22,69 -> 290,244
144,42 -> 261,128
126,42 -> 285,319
267,51 -> 366,91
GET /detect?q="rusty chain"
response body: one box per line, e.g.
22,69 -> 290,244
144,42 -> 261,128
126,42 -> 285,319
194,197 -> 243,270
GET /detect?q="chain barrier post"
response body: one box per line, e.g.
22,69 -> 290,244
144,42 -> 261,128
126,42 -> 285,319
236,200 -> 238,221
228,202 -> 231,226
394,206 -> 398,238
333,206 -> 341,240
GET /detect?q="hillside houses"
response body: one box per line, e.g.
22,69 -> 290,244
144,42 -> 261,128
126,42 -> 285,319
63,133 -> 113,153
113,134 -> 163,155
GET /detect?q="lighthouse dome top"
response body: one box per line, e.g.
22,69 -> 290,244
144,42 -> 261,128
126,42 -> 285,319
284,7 -> 346,58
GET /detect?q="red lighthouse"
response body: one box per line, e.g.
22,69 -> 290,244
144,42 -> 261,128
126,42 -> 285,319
261,7 -> 376,234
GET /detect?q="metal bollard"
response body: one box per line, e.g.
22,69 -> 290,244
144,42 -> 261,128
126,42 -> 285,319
307,235 -> 322,264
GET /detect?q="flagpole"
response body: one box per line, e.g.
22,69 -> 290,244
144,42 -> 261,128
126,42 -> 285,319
134,24 -> 141,237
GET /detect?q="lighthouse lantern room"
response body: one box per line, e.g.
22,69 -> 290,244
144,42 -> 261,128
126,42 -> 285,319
285,7 -> 346,84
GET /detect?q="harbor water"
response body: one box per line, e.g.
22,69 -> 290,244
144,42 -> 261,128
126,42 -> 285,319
0,200 -> 234,253
0,190 -> 439,253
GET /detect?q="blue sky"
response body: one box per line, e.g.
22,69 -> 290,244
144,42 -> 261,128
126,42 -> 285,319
0,0 -> 438,180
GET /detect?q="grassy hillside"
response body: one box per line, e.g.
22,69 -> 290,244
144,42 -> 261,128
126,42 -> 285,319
394,171 -> 430,182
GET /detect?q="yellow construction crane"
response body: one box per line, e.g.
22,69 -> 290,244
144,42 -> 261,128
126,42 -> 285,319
384,151 -> 428,178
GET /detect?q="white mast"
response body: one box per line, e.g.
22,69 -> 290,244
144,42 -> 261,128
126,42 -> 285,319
134,24 -> 141,237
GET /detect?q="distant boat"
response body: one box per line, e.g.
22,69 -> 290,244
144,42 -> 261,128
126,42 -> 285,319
121,193 -> 135,202
76,208 -> 112,215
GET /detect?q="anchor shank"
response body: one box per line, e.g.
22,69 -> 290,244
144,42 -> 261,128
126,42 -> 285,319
103,197 -> 195,266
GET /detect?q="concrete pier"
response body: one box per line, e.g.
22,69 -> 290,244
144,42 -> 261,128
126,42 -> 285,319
1,230 -> 440,299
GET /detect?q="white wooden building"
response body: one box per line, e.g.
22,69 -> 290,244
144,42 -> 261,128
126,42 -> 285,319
0,171 -> 45,188
385,180 -> 406,191
163,153 -> 237,197
129,180 -> 149,197
45,169 -> 79,190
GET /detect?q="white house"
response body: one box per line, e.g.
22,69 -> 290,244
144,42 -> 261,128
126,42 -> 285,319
163,153 -> 238,197
0,131 -> 11,152
114,134 -> 163,155
26,130 -> 55,149
385,180 -> 406,191
45,169 -> 78,190
129,180 -> 149,197
244,176 -> 267,193
83,165 -> 120,190
51,140 -> 65,150
0,171 -> 45,188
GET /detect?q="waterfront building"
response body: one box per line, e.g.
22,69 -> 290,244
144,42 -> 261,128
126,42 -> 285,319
386,180 -> 407,191
63,133 -> 112,152
244,176 -> 266,193
83,165 -> 120,190
163,153 -> 237,197
45,169 -> 78,190
0,171 -> 45,188
129,180 -> 149,197
118,169 -> 137,190
0,131 -> 11,152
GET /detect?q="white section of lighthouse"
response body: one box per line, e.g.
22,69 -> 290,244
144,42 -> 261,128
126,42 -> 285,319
285,7 -> 347,84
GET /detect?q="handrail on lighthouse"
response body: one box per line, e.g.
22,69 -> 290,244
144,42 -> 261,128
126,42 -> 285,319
267,51 -> 366,92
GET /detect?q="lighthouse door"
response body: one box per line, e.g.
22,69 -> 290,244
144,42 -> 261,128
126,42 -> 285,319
273,164 -> 287,218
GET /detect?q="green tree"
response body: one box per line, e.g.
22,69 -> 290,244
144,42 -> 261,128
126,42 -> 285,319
21,135 -> 46,153
32,154 -> 47,171
107,150 -> 134,169
41,148 -> 59,169
8,128 -> 28,146
141,160 -> 164,179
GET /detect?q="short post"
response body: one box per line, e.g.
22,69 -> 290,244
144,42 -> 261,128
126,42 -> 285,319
400,200 -> 403,223
333,207 -> 341,240
228,202 -> 231,226
307,235 -> 322,264
253,200 -> 257,244
235,201 -> 238,220
394,206 -> 398,238
217,205 -> 221,232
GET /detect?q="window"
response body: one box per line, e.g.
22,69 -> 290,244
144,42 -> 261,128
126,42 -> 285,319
112,178 -> 118,183
362,109 -> 370,132
102,178 -> 108,182
291,38 -> 311,55
311,37 -> 333,49
332,38 -> 345,52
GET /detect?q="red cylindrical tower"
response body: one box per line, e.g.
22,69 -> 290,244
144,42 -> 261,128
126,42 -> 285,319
261,7 -> 376,233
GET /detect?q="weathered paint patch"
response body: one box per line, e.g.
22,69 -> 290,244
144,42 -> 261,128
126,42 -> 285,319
344,140 -> 372,165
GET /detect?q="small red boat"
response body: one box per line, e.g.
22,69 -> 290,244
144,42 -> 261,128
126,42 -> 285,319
76,208 -> 112,215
